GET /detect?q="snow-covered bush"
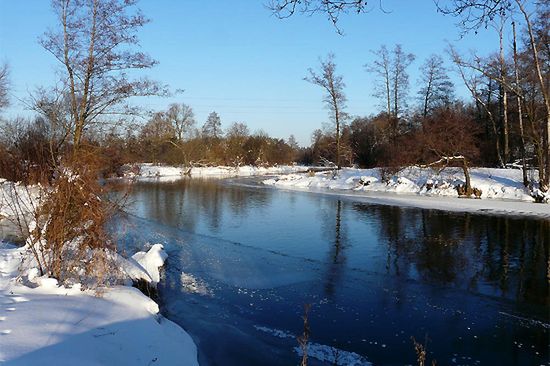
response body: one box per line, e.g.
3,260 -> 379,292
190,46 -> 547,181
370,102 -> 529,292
7,152 -> 124,288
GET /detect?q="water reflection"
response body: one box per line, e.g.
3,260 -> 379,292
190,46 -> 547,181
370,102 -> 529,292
123,178 -> 270,234
114,178 -> 549,366
351,203 -> 549,307
323,199 -> 346,298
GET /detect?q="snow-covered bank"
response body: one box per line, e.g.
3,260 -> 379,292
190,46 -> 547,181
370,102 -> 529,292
0,179 -> 199,365
263,167 -> 550,218
0,240 -> 198,365
131,163 -> 306,180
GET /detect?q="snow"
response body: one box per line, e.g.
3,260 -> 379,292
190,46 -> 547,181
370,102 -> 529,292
263,167 -> 550,218
0,179 -> 199,364
0,242 -> 198,365
0,181 -> 42,221
254,325 -> 372,366
131,163 -> 306,180
180,272 -> 213,296
131,244 -> 168,285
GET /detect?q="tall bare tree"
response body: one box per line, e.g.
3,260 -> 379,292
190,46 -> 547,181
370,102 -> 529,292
40,0 -> 163,149
367,45 -> 414,119
366,45 -> 414,142
305,53 -> 347,169
391,45 -> 415,119
166,103 -> 195,141
366,45 -> 392,117
440,0 -> 550,190
450,46 -> 506,167
512,20 -> 528,186
494,15 -> 510,165
418,55 -> 455,119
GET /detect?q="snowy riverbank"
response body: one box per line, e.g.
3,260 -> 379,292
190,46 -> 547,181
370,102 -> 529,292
262,167 -> 550,218
0,241 -> 198,365
0,180 -> 199,365
130,163 -> 306,181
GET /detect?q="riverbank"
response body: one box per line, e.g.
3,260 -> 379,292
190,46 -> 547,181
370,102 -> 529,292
0,241 -> 198,365
129,163 -> 306,181
0,181 -> 199,365
123,164 -> 550,218
261,167 -> 550,218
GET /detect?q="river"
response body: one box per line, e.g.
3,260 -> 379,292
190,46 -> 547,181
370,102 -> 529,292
114,177 -> 549,366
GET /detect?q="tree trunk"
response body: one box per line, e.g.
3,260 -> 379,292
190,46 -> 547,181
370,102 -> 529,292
516,0 -> 550,191
335,105 -> 341,170
502,87 -> 509,165
498,19 -> 509,166
487,79 -> 505,167
512,21 -> 529,187
462,158 -> 472,196
385,68 -> 391,117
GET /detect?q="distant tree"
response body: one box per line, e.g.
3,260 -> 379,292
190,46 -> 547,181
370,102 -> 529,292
287,134 -> 299,150
225,122 -> 250,166
305,53 -> 348,169
366,45 -> 414,139
226,122 -> 250,139
40,0 -> 163,149
166,103 -> 195,141
202,111 -> 222,139
349,114 -> 393,167
0,63 -> 8,111
418,55 -> 455,118
140,112 -> 174,141
139,112 -> 174,163
366,45 -> 415,118
365,46 -> 392,117
390,45 -> 415,119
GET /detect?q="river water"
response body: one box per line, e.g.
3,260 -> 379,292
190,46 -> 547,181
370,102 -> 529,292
115,177 -> 549,366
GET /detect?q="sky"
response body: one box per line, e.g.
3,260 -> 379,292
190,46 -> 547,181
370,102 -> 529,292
0,0 -> 507,145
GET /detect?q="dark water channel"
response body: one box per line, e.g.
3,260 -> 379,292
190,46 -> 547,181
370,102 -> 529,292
115,178 -> 549,366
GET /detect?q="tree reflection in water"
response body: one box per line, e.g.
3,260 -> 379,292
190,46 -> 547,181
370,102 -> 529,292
351,203 -> 549,307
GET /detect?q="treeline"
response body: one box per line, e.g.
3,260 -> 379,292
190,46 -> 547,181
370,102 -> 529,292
0,109 -> 300,181
119,108 -> 298,168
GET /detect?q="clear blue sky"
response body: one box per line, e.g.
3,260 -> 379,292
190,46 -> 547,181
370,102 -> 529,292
0,0 -> 503,145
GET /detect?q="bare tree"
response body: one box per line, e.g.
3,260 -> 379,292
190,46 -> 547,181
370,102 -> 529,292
225,122 -> 250,166
365,45 -> 392,117
366,45 -> 414,141
40,0 -> 164,149
391,45 -> 415,119
436,0 -> 514,32
305,53 -> 348,169
494,15 -> 510,165
450,46 -> 505,167
512,20 -> 528,186
418,55 -> 455,119
516,0 -> 550,191
268,0 -> 370,32
166,103 -> 195,141
410,105 -> 481,196
366,45 -> 414,119
0,63 -> 9,111
440,0 -> 550,190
